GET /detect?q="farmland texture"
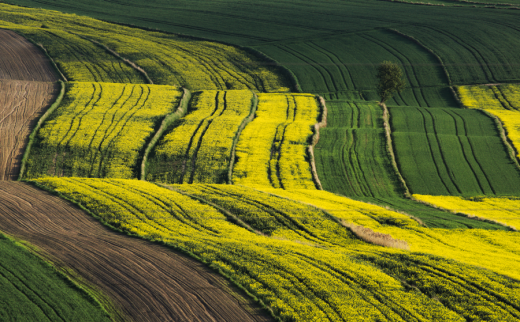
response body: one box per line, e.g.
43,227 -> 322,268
414,194 -> 520,231
0,81 -> 58,180
33,177 -> 520,321
458,84 -> 520,159
0,4 -> 292,92
390,106 -> 520,195
25,82 -> 183,179
0,233 -> 112,322
0,29 -> 58,82
233,93 -> 319,189
147,90 -> 255,184
0,182 -> 270,322
13,0 -> 520,101
311,99 -> 502,229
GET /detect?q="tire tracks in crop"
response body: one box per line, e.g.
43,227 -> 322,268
0,181 -> 271,322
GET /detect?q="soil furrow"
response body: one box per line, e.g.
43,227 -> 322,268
0,182 -> 271,322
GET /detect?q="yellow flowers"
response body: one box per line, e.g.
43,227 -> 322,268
26,82 -> 182,179
0,4 -> 290,91
34,177 -> 472,321
149,90 -> 254,183
458,84 -> 520,158
233,93 -> 319,189
414,194 -> 520,230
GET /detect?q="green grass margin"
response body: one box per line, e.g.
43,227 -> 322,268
18,80 -> 65,181
140,88 -> 191,180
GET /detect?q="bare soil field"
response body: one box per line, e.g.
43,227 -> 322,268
0,80 -> 58,180
0,29 -> 58,82
0,182 -> 271,322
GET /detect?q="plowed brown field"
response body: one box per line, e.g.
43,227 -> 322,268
0,29 -> 58,82
0,182 -> 271,322
0,80 -> 58,180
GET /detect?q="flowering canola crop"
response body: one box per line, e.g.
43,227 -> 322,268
36,177 -> 520,321
233,93 -> 319,189
26,82 -> 182,179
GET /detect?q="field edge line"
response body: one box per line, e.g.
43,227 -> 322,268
380,103 -> 411,198
410,195 -> 517,231
228,92 -> 258,184
18,80 -> 65,181
308,96 -> 328,190
74,33 -> 153,85
140,88 -> 191,180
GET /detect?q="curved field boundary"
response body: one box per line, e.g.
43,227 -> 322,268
307,96 -> 327,190
0,232 -> 112,322
381,103 -> 411,197
75,33 -> 153,84
0,181 -> 271,322
0,29 -> 58,82
25,82 -> 183,179
141,88 -> 191,180
228,92 -> 258,184
16,81 -> 64,181
24,39 -> 68,82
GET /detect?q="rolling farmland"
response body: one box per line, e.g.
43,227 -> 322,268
0,233 -> 111,322
0,4 -> 292,92
147,90 -> 255,184
32,177 -> 520,321
390,106 -> 520,195
25,82 -> 183,179
2,1 -> 520,321
0,182 -> 269,322
233,93 -> 319,189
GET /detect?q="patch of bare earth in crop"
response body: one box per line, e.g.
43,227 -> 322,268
0,182 -> 272,322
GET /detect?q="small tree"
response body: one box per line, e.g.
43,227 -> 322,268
376,61 -> 406,103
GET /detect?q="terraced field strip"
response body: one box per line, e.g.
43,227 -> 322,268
414,194 -> 520,230
314,100 -> 401,197
0,182 -> 270,322
233,93 -> 319,189
25,82 -> 183,179
147,90 -> 254,183
0,5 -> 292,92
390,105 -> 520,196
0,233 -> 112,322
0,29 -> 58,82
0,24 -> 144,84
0,81 -> 58,180
458,84 -> 520,160
34,178 -> 520,322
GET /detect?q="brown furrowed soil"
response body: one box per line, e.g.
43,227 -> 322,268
0,80 -> 58,180
0,29 -> 58,82
0,182 -> 271,322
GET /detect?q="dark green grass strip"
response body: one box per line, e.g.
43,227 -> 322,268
0,233 -> 112,322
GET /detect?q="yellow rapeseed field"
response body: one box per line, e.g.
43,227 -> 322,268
458,84 -> 520,158
233,93 -> 319,189
26,82 -> 182,179
414,194 -> 520,230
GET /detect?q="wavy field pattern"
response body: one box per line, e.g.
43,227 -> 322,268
148,90 -> 254,183
233,93 -> 319,189
34,177 -> 520,321
0,5 -> 291,92
391,106 -> 520,195
25,82 -> 183,179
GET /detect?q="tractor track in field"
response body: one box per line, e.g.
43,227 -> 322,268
0,182 -> 272,322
